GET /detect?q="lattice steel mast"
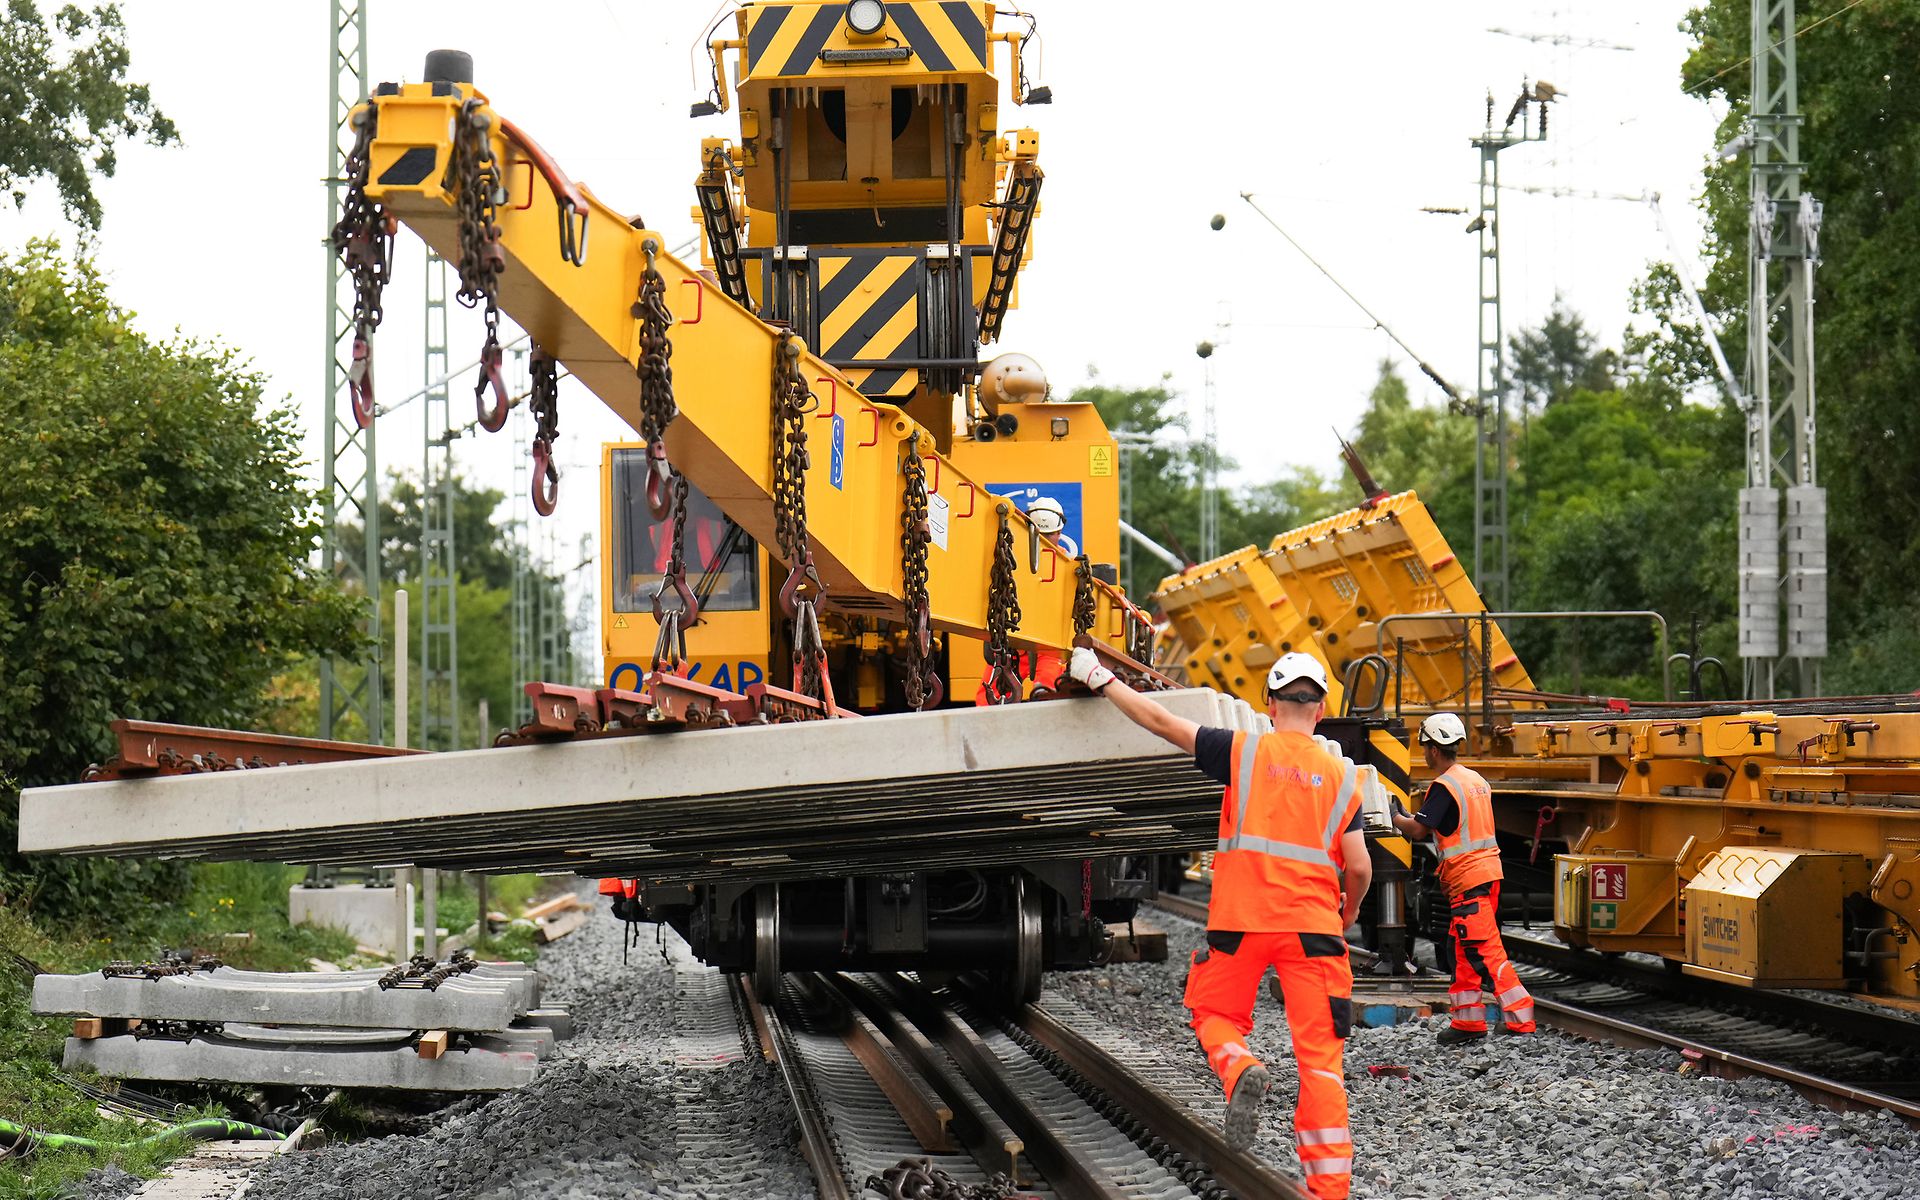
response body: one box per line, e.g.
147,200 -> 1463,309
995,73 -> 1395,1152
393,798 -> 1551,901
1737,0 -> 1824,699
420,249 -> 460,749
1469,86 -> 1550,613
319,0 -> 381,742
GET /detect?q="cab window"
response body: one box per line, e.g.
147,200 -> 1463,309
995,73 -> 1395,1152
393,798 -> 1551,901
611,449 -> 758,613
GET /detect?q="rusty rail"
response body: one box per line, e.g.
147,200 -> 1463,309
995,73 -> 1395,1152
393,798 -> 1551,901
84,720 -> 420,781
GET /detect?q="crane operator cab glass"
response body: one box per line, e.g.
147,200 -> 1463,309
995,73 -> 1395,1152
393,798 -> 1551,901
610,447 -> 758,614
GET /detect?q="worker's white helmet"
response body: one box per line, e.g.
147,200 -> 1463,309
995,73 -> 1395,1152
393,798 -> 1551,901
1419,712 -> 1469,747
1265,652 -> 1329,699
1026,496 -> 1065,535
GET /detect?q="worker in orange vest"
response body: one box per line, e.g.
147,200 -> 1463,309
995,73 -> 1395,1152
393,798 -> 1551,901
1071,647 -> 1369,1196
1390,711 -> 1536,1043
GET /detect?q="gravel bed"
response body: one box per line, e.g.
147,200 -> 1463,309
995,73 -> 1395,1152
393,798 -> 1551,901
236,894 -> 812,1200
1043,905 -> 1920,1199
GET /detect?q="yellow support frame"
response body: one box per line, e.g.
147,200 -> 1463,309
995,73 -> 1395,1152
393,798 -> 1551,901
362,82 -> 1129,654
1152,491 -> 1536,713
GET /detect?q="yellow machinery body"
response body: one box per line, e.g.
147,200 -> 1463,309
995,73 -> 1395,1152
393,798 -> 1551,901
1493,711 -> 1920,998
1151,491 -> 1537,720
358,3 -> 1142,711
1682,847 -> 1870,989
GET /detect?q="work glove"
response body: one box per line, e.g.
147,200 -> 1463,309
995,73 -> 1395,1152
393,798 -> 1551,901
1069,646 -> 1116,692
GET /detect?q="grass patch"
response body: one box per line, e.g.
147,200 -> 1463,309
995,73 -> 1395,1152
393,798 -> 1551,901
0,861 -> 378,1196
415,872 -> 555,964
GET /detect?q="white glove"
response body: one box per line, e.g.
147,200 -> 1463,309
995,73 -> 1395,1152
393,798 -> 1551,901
1069,646 -> 1116,692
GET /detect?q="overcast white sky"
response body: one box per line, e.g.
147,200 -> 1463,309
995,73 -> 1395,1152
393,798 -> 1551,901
3,0 -> 1728,614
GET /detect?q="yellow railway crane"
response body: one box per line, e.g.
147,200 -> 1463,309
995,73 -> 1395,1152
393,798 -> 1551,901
344,4 -> 1159,997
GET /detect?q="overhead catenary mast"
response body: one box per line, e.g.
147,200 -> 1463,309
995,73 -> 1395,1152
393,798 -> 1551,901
1736,0 -> 1824,700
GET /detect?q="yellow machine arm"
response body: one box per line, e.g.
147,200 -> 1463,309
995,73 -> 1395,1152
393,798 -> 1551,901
1153,491 -> 1537,720
358,81 -> 1138,657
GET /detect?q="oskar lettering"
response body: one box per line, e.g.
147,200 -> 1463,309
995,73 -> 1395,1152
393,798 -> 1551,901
607,660 -> 766,693
1699,914 -> 1741,943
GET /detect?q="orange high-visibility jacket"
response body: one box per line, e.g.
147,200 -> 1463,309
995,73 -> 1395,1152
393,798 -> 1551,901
1209,730 -> 1362,934
1431,762 -> 1502,896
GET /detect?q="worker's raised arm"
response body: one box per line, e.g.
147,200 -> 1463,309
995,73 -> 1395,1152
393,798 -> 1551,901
1068,647 -> 1200,755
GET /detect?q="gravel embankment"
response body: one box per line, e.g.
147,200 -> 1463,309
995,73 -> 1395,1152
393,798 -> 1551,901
1050,908 -> 1920,1200
239,897 -> 812,1200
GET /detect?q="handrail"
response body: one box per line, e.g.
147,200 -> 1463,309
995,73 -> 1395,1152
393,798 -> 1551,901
1374,609 -> 1673,704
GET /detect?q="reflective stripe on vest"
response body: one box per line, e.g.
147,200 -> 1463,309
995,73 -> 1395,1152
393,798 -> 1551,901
1217,732 -> 1354,865
1433,766 -> 1498,861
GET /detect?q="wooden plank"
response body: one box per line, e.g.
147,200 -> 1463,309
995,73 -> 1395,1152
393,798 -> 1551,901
522,893 -> 587,921
417,1030 -> 450,1060
73,1017 -> 136,1039
535,909 -> 588,944
1102,925 -> 1168,964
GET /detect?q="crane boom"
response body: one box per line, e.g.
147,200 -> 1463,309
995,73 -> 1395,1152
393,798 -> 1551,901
360,78 -> 1131,654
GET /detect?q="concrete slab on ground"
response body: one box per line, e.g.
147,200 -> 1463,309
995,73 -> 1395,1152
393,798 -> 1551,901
67,1035 -> 539,1091
34,964 -> 542,1032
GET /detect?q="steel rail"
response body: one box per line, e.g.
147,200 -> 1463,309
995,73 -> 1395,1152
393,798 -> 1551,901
1502,929 -> 1920,1055
1007,1000 -> 1314,1200
873,974 -> 1132,1200
789,974 -> 954,1153
1369,922 -> 1920,1127
830,973 -> 1027,1182
1151,891 -> 1211,926
1531,995 -> 1920,1127
740,977 -> 854,1200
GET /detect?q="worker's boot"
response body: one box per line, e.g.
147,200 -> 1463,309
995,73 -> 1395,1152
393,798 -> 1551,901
1223,1062 -> 1271,1150
1436,1025 -> 1486,1047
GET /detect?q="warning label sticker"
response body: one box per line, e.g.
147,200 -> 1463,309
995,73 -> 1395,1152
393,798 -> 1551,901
927,491 -> 950,551
1589,902 -> 1619,931
1088,445 -> 1114,477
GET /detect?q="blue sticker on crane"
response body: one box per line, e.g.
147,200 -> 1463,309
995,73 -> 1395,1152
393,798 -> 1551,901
986,481 -> 1083,558
830,413 -> 846,490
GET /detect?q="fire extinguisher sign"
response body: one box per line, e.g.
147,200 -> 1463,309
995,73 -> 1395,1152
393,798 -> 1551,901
1591,864 -> 1627,901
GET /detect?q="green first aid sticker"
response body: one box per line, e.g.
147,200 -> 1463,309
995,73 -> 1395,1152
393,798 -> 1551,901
1589,902 -> 1618,931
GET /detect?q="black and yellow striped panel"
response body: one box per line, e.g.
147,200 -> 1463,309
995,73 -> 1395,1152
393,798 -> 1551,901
1368,725 -> 1413,809
816,250 -> 922,370
745,2 -> 989,78
841,366 -> 918,398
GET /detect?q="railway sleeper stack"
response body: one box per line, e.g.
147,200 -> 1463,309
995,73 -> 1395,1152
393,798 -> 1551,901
34,956 -> 570,1092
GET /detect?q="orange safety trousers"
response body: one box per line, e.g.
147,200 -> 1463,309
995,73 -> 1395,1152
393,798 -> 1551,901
1185,930 -> 1354,1199
1447,881 -> 1536,1033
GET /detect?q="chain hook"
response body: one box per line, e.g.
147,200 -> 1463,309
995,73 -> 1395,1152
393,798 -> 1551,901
348,330 -> 376,428
530,438 -> 560,516
474,334 -> 509,432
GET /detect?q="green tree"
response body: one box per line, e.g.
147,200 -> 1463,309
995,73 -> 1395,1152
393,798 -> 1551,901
375,473 -> 519,592
1681,0 -> 1920,657
1508,299 -> 1617,414
1347,359 -> 1476,552
1508,383 -> 1743,695
0,2 -> 178,229
0,245 -> 358,916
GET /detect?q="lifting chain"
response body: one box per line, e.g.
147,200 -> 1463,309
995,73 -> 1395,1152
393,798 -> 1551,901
1071,554 -> 1097,639
449,96 -> 510,433
633,238 -> 677,518
867,1159 -> 1025,1200
650,472 -> 699,675
983,503 -> 1024,704
330,104 -> 391,430
899,434 -> 942,709
1125,600 -> 1155,664
529,346 -> 561,516
771,331 -> 830,705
